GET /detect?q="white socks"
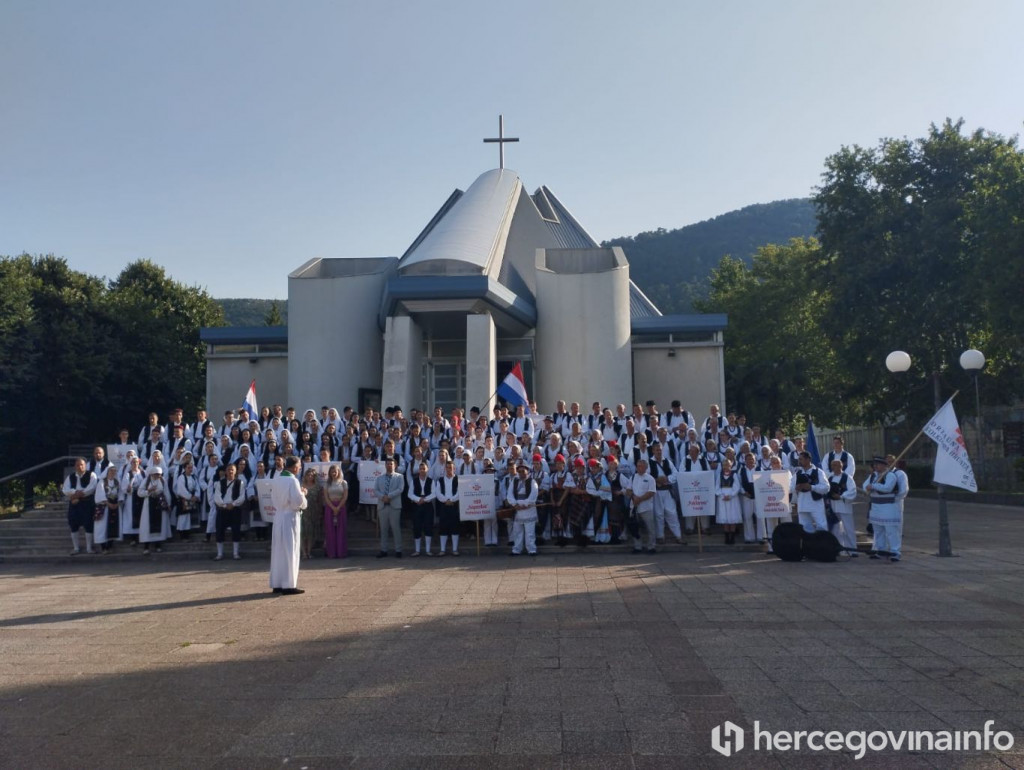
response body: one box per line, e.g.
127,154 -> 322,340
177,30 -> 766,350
70,533 -> 80,551
451,535 -> 459,552
232,542 -> 240,557
438,536 -> 448,554
85,533 -> 94,552
216,543 -> 224,557
424,536 -> 432,554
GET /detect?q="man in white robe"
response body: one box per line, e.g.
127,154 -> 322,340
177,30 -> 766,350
270,456 -> 307,594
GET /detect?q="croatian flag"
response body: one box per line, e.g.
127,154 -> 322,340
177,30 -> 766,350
806,419 -> 821,466
497,362 -> 531,414
242,380 -> 258,421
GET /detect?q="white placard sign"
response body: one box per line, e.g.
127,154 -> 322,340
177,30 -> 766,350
303,462 -> 336,486
754,471 -> 792,518
676,470 -> 716,519
255,479 -> 278,521
107,444 -> 137,469
357,461 -> 386,505
458,474 -> 497,522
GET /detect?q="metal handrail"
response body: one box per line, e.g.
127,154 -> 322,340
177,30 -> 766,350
0,456 -> 77,486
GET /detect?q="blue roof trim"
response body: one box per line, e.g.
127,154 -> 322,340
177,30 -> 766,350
631,314 -> 728,335
379,275 -> 537,330
200,326 -> 288,345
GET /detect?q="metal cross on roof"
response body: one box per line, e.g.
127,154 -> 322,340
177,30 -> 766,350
483,114 -> 519,170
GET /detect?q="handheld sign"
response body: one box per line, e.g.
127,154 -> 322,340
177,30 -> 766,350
357,461 -> 386,505
458,474 -> 497,522
753,471 -> 792,518
676,471 -> 715,518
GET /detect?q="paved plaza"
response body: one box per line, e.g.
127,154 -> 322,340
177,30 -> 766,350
2,498 -> 1024,769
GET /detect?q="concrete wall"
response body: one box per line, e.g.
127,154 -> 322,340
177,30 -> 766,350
288,261 -> 391,414
632,343 -> 725,418
381,315 -> 423,413
465,313 -> 496,415
206,355 -> 289,419
535,248 -> 633,410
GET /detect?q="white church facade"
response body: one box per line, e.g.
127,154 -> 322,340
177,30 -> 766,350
201,164 -> 727,419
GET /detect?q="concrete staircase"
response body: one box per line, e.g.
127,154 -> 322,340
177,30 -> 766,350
0,502 -> 784,564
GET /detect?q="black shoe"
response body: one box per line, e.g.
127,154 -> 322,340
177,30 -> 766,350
281,588 -> 305,595
272,587 -> 282,593
395,552 -> 402,558
632,548 -> 643,554
869,553 -> 880,559
529,552 -> 537,557
376,551 -> 387,559
647,548 -> 657,554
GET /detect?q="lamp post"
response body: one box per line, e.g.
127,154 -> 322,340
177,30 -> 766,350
959,349 -> 986,486
885,350 -> 953,557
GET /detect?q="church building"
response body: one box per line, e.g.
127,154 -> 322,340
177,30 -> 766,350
201,122 -> 727,418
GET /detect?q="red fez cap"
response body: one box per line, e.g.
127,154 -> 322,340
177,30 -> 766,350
606,455 -> 618,464
573,457 -> 585,466
532,453 -> 542,462
554,453 -> 565,463
587,458 -> 600,467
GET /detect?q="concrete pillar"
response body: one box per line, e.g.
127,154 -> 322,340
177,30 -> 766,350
382,316 -> 422,412
465,312 -> 496,415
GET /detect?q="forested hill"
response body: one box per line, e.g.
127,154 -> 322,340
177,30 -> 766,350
216,298 -> 287,327
215,199 -> 816,323
603,198 -> 817,313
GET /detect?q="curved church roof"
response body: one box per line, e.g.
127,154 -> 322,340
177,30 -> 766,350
398,168 -> 520,277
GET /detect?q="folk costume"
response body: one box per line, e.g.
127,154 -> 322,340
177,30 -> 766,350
506,472 -> 539,555
62,466 -> 98,554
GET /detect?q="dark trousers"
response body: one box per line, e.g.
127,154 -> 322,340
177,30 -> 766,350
412,502 -> 434,538
67,500 -> 95,533
216,508 -> 242,543
437,503 -> 459,536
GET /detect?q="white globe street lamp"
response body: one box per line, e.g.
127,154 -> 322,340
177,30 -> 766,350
885,351 -> 912,373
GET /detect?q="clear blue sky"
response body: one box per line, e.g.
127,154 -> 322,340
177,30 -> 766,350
2,0 -> 1021,299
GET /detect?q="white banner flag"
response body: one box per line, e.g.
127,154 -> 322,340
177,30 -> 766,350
357,461 -> 386,505
255,479 -> 278,521
459,474 -> 497,521
753,471 -> 793,518
676,470 -> 716,519
923,399 -> 977,493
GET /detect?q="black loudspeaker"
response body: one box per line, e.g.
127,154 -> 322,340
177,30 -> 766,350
771,522 -> 805,562
803,530 -> 843,563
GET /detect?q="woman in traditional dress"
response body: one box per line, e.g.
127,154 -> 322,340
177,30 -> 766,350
120,453 -> 144,544
95,465 -> 121,552
138,464 -> 170,555
716,457 -> 743,544
547,454 -> 572,547
172,458 -> 199,540
248,461 -> 271,541
568,456 -> 592,546
300,468 -> 323,559
322,464 -> 348,558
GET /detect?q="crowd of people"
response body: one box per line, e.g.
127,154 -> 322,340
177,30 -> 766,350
62,398 -> 909,562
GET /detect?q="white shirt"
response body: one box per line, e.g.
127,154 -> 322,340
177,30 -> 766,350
626,472 -> 657,513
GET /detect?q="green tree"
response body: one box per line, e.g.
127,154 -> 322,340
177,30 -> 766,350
105,260 -> 225,427
696,239 -> 841,430
814,119 -> 1024,422
264,300 -> 283,326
